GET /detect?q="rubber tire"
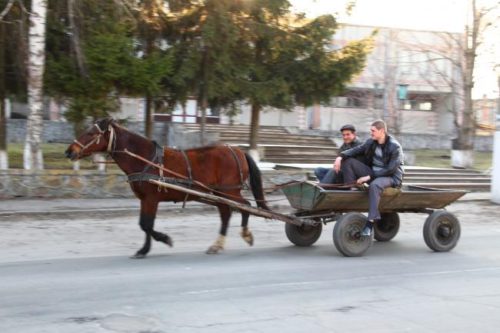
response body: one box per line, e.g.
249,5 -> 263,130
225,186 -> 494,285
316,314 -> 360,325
423,210 -> 461,252
333,212 -> 372,257
285,222 -> 323,247
374,212 -> 400,242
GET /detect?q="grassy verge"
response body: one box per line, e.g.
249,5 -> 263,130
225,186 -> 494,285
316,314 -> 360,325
7,143 -> 108,170
411,149 -> 492,171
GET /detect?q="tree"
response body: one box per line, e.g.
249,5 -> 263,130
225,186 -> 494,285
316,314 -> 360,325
0,0 -> 29,169
24,0 -> 47,170
237,0 -> 371,160
163,0 -> 370,154
45,0 -> 172,135
163,0 -> 246,144
134,0 -> 171,138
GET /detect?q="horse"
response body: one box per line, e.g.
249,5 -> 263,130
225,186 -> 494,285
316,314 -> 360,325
65,118 -> 269,258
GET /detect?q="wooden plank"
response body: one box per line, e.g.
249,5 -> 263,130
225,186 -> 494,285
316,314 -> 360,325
149,179 -> 304,226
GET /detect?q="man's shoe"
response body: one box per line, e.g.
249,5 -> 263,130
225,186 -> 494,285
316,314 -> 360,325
361,221 -> 374,237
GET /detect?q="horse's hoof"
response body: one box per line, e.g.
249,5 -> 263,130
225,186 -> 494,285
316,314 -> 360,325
241,231 -> 254,246
158,234 -> 173,247
130,253 -> 147,259
206,246 -> 222,254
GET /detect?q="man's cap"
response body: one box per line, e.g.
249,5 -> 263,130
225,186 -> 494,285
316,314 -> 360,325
340,124 -> 356,132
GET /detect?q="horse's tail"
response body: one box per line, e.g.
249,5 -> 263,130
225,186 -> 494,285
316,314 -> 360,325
244,152 -> 270,211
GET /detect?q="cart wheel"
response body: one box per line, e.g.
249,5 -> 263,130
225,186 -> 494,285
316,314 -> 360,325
374,212 -> 400,242
285,222 -> 323,247
333,213 -> 372,257
423,210 -> 460,252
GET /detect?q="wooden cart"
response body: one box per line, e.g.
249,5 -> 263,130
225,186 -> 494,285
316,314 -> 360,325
150,179 -> 467,257
281,181 -> 467,256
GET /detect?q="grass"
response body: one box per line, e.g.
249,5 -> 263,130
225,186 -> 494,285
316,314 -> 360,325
411,149 -> 492,171
7,143 -> 112,170
5,144 -> 493,171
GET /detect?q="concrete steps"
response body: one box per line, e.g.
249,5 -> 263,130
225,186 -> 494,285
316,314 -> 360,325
180,123 -> 336,163
179,124 -> 491,192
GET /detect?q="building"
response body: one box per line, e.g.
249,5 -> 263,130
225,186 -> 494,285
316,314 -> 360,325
232,24 -> 465,137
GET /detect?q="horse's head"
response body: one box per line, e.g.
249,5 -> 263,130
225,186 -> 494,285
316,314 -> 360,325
65,118 -> 116,161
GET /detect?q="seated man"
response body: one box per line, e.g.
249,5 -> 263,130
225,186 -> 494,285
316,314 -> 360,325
334,119 -> 404,237
314,124 -> 362,184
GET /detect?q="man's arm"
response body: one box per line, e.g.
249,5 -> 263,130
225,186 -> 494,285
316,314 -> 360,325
340,140 -> 369,159
334,140 -> 369,173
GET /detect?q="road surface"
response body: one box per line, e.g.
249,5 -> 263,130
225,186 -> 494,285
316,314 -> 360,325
1,198 -> 500,332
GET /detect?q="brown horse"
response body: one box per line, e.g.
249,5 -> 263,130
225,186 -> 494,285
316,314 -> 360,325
65,118 -> 269,258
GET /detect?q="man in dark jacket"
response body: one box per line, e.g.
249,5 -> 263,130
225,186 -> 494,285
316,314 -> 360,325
314,124 -> 362,184
334,119 -> 404,237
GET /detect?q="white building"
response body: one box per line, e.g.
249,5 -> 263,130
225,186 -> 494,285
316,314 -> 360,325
229,24 -> 464,136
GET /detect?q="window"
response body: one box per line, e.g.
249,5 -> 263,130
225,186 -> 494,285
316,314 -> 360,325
402,94 -> 435,111
402,100 -> 434,111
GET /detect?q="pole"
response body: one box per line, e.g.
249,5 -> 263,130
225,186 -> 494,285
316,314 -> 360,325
149,179 -> 305,226
492,75 -> 500,204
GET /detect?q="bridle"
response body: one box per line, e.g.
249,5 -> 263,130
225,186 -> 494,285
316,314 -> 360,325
73,122 -> 116,155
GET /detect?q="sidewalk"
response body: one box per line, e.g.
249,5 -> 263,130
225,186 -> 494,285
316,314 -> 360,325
0,192 -> 493,218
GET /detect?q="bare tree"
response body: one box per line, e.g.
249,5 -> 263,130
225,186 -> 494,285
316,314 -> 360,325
401,0 -> 496,168
23,0 -> 47,170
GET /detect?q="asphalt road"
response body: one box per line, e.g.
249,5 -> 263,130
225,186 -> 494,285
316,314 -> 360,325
1,199 -> 500,333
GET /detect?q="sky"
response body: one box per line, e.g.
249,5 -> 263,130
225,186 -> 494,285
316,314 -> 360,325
289,0 -> 499,99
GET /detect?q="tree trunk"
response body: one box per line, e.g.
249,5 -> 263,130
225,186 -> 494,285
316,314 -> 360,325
23,0 -> 47,170
452,0 -> 478,168
199,47 -> 209,146
0,19 -> 8,169
145,93 -> 153,139
199,94 -> 207,146
249,102 -> 261,162
68,0 -> 87,77
144,33 -> 154,139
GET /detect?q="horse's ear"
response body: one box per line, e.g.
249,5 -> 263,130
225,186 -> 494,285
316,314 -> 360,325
95,117 -> 114,131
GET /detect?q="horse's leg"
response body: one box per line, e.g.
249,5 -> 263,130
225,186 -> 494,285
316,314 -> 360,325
239,199 -> 254,246
206,203 -> 232,254
132,199 -> 173,259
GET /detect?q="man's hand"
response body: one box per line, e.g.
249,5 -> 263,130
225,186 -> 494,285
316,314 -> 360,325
357,175 -> 371,184
334,156 -> 342,173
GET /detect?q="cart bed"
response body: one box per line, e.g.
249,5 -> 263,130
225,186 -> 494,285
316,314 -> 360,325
282,181 -> 467,213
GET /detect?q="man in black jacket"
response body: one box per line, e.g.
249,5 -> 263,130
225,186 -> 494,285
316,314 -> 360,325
314,124 -> 362,184
334,119 -> 404,237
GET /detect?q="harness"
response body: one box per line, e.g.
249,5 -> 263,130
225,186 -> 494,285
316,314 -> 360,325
127,141 -> 165,184
73,123 -> 115,154
73,120 -> 252,202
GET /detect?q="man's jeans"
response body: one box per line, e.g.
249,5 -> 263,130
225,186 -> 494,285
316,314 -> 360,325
314,167 -> 335,183
341,158 -> 394,221
314,167 -> 343,184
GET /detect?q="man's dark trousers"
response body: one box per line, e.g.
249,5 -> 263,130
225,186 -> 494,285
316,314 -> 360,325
314,167 -> 342,184
341,158 -> 394,221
